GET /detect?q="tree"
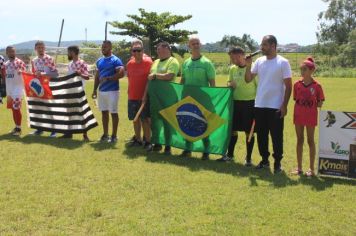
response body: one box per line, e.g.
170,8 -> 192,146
110,8 -> 197,56
317,0 -> 356,45
220,34 -> 258,52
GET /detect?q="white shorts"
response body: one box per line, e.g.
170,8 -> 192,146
98,90 -> 119,113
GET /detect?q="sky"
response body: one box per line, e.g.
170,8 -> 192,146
0,0 -> 328,48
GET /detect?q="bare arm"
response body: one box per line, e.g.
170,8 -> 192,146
92,70 -> 99,98
209,79 -> 216,87
148,72 -> 175,81
245,57 -> 257,83
279,78 -> 292,117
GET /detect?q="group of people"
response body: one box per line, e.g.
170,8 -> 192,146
0,34 -> 325,176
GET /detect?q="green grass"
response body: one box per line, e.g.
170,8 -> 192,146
0,76 -> 355,235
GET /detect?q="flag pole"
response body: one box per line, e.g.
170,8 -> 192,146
133,102 -> 146,122
105,21 -> 108,41
247,119 -> 255,143
55,19 -> 64,64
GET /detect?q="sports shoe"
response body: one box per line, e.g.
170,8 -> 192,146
109,136 -> 118,143
31,129 -> 43,136
274,162 -> 283,174
216,155 -> 233,162
128,138 -> 142,147
201,153 -> 209,161
152,144 -> 162,152
164,146 -> 171,155
49,132 -> 57,138
10,127 -> 21,136
99,134 -> 110,142
244,159 -> 252,167
180,150 -> 192,158
255,160 -> 270,169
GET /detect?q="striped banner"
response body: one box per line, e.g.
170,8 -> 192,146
24,73 -> 98,133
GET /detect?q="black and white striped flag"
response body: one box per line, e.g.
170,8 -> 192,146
24,73 -> 98,133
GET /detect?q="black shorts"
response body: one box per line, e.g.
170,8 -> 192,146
128,100 -> 150,121
232,100 -> 255,132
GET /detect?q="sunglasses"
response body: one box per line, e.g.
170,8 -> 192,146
132,48 -> 142,53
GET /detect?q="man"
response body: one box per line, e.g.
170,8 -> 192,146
92,40 -> 124,143
126,39 -> 153,148
31,40 -> 59,137
180,35 -> 216,160
216,47 -> 256,166
60,45 -> 90,141
0,55 -> 5,103
245,35 -> 292,173
2,46 -> 26,136
147,41 -> 180,154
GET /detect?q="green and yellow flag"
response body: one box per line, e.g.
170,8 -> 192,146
149,80 -> 233,155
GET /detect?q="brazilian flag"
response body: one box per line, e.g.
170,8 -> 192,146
149,80 -> 233,155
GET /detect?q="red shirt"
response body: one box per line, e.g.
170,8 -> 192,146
293,79 -> 325,126
126,56 -> 152,100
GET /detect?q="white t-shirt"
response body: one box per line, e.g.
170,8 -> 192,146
251,55 -> 292,109
4,58 -> 26,97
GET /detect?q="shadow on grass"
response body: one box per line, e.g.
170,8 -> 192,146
123,147 -> 355,190
89,141 -> 119,151
0,133 -> 85,150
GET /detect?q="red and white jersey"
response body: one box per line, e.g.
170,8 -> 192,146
32,54 -> 57,74
68,59 -> 89,86
5,58 -> 26,97
68,59 -> 89,76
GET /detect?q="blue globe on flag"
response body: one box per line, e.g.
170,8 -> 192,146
176,103 -> 208,137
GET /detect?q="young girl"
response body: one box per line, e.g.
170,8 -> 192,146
292,57 -> 325,177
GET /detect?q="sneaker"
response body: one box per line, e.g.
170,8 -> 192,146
145,143 -> 154,152
201,153 -> 209,161
244,159 -> 252,167
125,135 -> 136,143
216,155 -> 233,162
151,144 -> 163,152
274,162 -> 283,174
10,127 -> 21,136
99,134 -> 110,142
31,129 -> 43,136
164,146 -> 171,155
49,132 -> 57,138
109,136 -> 118,143
128,138 -> 142,147
290,168 -> 303,175
255,160 -> 270,169
180,150 -> 192,158
59,133 -> 73,139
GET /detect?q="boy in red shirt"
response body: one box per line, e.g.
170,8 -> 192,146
292,57 -> 325,177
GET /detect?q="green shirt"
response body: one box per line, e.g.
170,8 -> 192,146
150,56 -> 180,82
182,55 -> 216,86
228,65 -> 257,101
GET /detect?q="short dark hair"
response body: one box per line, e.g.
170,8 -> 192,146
68,45 -> 80,55
102,40 -> 112,46
228,46 -> 245,55
6,46 -> 15,51
264,35 -> 277,48
35,40 -> 45,48
157,41 -> 171,50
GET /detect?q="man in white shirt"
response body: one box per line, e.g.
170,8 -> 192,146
31,41 -> 59,137
245,35 -> 292,173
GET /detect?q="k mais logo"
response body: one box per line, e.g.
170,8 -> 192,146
319,159 -> 348,172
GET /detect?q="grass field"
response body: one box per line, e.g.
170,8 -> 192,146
0,76 -> 355,235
